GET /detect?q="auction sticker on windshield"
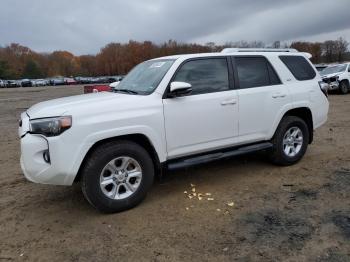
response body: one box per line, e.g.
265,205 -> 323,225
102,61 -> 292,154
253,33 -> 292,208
150,62 -> 166,68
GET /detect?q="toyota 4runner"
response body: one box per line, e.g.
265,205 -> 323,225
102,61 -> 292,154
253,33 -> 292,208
19,48 -> 329,213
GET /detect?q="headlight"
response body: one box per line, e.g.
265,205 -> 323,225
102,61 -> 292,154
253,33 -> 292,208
30,116 -> 72,137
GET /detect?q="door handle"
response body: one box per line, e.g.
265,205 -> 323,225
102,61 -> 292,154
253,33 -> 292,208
272,93 -> 286,98
221,99 -> 237,105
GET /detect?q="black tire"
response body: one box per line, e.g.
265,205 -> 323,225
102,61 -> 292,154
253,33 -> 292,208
269,116 -> 309,166
339,81 -> 349,95
81,140 -> 154,213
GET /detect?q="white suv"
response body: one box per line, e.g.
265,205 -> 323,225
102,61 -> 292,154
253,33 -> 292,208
320,63 -> 350,94
19,48 -> 329,213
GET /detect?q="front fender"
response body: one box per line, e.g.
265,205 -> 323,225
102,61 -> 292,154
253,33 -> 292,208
66,125 -> 166,185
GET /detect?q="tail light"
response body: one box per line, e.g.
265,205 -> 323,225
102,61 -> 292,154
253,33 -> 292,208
318,81 -> 329,98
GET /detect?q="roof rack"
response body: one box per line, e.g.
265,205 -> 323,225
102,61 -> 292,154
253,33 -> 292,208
221,48 -> 298,53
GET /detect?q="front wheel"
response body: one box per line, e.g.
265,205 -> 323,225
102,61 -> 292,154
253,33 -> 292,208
339,81 -> 349,95
269,116 -> 309,166
81,140 -> 154,213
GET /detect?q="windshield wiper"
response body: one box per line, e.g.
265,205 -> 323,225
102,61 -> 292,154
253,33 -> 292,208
114,88 -> 139,95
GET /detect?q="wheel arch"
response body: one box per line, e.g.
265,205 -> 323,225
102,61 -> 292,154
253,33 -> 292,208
74,134 -> 162,182
282,107 -> 314,144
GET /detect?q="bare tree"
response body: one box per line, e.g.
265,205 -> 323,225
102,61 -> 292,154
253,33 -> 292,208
335,37 -> 349,62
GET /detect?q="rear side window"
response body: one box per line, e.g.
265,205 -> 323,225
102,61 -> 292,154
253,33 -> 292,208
279,56 -> 316,81
173,58 -> 229,95
235,57 -> 281,89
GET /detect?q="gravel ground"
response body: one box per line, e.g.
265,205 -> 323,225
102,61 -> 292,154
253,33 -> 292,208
0,86 -> 349,262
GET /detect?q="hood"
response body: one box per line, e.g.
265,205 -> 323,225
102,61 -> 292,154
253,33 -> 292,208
27,91 -> 142,119
321,72 -> 341,79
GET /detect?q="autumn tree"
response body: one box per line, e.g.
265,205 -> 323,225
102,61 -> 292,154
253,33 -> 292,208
290,41 -> 323,63
22,60 -> 43,78
0,38 -> 348,79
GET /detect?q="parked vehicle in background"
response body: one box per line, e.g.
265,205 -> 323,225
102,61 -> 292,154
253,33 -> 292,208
33,79 -> 49,86
19,48 -> 329,213
64,77 -> 77,85
6,80 -> 19,88
0,79 -> 5,87
75,77 -> 92,84
20,79 -> 33,87
84,84 -> 111,93
109,81 -> 120,89
321,63 -> 350,94
314,64 -> 328,72
49,77 -> 65,86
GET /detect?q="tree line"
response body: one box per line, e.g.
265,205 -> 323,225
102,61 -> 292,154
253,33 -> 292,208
0,38 -> 348,79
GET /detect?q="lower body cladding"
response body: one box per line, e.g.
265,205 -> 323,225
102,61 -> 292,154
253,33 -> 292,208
20,134 -> 77,185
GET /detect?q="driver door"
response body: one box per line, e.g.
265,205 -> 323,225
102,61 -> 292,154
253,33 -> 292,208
162,57 -> 239,159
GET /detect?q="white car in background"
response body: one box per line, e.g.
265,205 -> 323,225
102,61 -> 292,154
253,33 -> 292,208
321,63 -> 350,94
109,81 -> 120,89
0,79 -> 5,87
33,79 -> 49,86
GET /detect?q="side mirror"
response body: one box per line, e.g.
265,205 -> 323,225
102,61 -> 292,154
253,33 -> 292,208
169,82 -> 192,97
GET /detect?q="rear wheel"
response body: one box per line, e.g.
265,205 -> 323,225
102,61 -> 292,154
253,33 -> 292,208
81,140 -> 154,213
339,81 -> 349,95
270,116 -> 309,166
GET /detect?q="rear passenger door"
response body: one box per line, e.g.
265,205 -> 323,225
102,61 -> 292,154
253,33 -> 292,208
233,56 -> 291,142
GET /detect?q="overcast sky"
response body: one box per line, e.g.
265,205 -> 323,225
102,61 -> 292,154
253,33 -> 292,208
0,0 -> 349,55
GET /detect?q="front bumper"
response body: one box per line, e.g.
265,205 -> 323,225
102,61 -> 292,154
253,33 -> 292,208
20,134 -> 76,185
322,78 -> 339,90
19,112 -> 78,186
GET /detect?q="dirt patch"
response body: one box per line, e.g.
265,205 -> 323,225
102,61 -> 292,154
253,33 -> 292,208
316,249 -> 350,262
238,209 -> 314,251
330,211 -> 350,239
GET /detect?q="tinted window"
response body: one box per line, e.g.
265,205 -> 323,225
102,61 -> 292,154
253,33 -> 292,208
236,57 -> 280,89
279,56 -> 316,81
267,62 -> 281,85
173,58 -> 229,95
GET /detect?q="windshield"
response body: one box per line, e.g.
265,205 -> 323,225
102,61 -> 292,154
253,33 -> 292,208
321,64 -> 347,76
115,59 -> 175,95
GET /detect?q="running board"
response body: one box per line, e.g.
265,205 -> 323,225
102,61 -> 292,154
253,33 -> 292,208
167,142 -> 273,170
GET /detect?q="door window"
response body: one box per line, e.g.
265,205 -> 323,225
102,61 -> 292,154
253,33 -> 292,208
173,58 -> 230,95
235,57 -> 281,89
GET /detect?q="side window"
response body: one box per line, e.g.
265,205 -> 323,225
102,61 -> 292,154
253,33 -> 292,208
235,57 -> 280,89
267,62 -> 281,85
172,58 -> 230,95
279,55 -> 316,81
